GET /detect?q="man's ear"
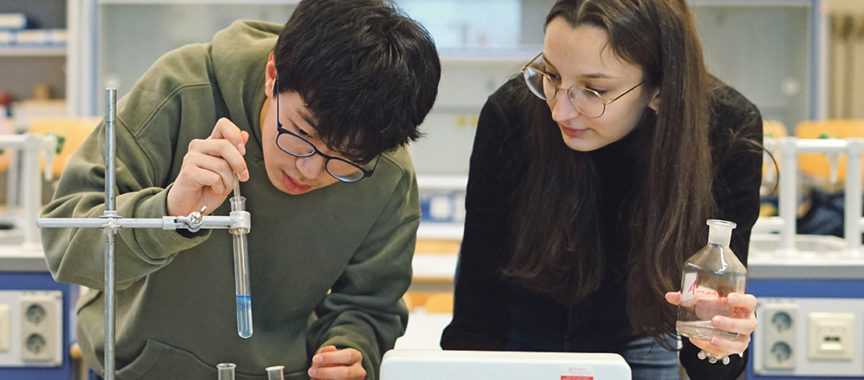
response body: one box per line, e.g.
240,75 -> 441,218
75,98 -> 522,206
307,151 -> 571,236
648,88 -> 660,113
265,53 -> 277,97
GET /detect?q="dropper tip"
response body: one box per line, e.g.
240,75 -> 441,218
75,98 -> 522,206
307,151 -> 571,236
233,173 -> 241,198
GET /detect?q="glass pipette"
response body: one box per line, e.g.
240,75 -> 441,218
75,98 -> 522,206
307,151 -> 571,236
230,175 -> 253,338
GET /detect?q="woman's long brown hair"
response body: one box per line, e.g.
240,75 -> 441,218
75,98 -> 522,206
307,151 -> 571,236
503,0 -> 716,344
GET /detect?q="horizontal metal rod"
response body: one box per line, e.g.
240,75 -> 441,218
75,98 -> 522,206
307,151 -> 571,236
37,215 -> 236,230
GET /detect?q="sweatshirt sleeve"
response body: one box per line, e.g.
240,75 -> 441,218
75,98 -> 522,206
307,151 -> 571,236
440,81 -> 525,350
39,74 -> 215,291
305,163 -> 420,380
681,85 -> 764,380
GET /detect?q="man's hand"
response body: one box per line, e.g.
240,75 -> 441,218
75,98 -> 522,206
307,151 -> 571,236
167,118 -> 249,216
308,346 -> 366,380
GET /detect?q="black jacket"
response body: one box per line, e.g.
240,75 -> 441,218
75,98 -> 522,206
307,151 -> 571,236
440,77 -> 763,380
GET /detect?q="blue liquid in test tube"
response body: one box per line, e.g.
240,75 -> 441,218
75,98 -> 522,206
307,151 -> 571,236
236,294 -> 252,338
231,194 -> 253,339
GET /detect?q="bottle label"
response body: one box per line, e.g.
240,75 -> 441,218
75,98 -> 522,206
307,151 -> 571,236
681,272 -> 697,302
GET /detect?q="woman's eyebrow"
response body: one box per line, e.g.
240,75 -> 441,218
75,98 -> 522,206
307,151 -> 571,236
543,53 -> 617,80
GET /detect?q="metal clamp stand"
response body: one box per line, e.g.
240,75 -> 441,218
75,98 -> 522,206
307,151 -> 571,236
36,89 -> 251,380
0,132 -> 58,247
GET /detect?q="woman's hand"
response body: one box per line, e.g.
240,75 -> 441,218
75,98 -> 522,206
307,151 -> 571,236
308,346 -> 366,380
665,291 -> 758,357
167,118 -> 249,217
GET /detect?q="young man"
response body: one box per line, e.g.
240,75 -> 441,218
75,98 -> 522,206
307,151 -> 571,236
40,1 -> 440,379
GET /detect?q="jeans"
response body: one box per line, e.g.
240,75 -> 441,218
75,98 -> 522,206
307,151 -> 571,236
619,335 -> 681,380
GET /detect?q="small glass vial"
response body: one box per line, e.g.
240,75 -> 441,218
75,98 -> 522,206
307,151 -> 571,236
217,363 -> 236,380
676,219 -> 746,341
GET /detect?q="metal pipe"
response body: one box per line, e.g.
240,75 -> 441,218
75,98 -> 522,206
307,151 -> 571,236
779,138 -> 798,254
21,135 -> 41,247
845,139 -> 863,256
38,215 -> 240,230
103,88 -> 118,380
105,89 -> 117,214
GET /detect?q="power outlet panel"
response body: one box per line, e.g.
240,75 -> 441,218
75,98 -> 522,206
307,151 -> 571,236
808,312 -> 855,361
754,298 -> 864,377
19,292 -> 61,363
762,303 -> 797,369
0,290 -> 63,367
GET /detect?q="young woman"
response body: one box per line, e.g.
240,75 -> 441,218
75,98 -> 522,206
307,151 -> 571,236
440,0 -> 762,379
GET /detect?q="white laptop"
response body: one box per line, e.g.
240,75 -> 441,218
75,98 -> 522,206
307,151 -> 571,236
380,350 -> 632,380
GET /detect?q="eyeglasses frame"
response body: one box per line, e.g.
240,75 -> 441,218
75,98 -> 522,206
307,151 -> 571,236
273,79 -> 378,183
519,52 -> 645,119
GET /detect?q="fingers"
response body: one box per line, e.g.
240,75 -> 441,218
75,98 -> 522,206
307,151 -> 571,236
690,331 -> 750,357
166,119 -> 248,216
312,347 -> 362,366
308,347 -> 366,380
713,292 -> 758,335
210,118 -> 250,156
665,291 -> 681,306
712,313 -> 758,336
186,138 -> 247,183
204,118 -> 249,180
727,292 -> 758,312
689,292 -> 759,356
315,345 -> 339,355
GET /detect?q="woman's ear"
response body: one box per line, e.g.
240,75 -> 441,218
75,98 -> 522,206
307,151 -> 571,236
265,53 -> 277,98
648,88 -> 660,113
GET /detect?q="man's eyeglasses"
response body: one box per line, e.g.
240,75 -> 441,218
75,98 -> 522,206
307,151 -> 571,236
520,52 -> 645,119
274,81 -> 378,183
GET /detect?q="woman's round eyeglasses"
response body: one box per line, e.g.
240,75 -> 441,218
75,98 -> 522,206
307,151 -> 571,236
520,52 -> 645,119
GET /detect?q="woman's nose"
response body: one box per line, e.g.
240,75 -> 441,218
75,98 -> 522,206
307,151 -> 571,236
550,89 -> 580,123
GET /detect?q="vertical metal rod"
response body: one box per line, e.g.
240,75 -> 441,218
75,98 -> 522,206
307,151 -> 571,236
779,138 -> 797,254
845,139 -> 862,255
22,135 -> 41,246
105,89 -> 117,213
103,88 -> 117,380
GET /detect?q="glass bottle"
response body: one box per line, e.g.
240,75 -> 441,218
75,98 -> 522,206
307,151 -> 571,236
676,219 -> 747,341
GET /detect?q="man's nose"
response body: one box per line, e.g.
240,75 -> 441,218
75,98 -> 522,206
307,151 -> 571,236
296,153 -> 326,178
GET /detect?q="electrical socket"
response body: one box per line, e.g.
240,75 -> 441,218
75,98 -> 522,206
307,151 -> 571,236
808,312 -> 855,361
762,303 -> 797,369
19,292 -> 62,363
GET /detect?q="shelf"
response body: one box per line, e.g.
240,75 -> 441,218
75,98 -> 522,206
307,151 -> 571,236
0,46 -> 65,57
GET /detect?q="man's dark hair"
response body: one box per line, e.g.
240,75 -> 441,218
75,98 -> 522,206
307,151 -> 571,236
274,0 -> 441,162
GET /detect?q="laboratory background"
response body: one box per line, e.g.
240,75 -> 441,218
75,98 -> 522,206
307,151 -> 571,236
1,0 -> 864,379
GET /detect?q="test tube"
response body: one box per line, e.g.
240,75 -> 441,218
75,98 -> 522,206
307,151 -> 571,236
230,184 -> 252,338
266,366 -> 285,380
217,363 -> 236,380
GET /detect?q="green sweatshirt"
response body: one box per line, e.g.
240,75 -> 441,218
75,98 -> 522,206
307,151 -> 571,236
40,20 -> 418,380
